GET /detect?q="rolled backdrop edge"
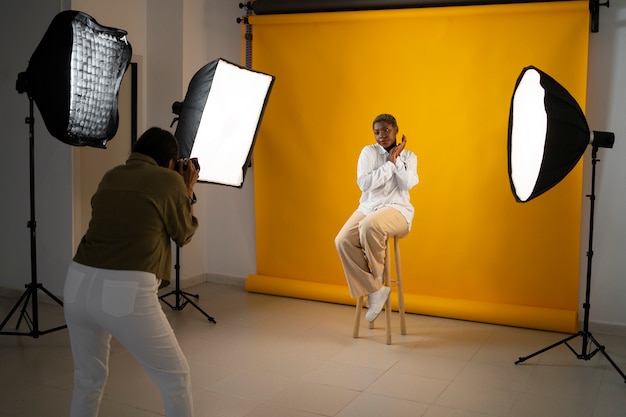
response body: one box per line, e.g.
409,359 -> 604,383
246,274 -> 578,333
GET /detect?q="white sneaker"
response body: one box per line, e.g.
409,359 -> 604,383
365,286 -> 391,322
367,277 -> 383,308
365,277 -> 383,308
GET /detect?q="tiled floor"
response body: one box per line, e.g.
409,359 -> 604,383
1,281 -> 626,417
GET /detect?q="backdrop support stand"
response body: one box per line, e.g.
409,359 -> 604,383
515,146 -> 626,383
159,246 -> 216,323
0,95 -> 67,337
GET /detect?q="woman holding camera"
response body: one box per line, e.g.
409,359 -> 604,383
63,127 -> 199,417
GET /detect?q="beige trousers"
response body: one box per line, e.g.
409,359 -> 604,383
335,207 -> 409,298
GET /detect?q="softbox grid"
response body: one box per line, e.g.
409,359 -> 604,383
69,14 -> 131,145
24,10 -> 132,148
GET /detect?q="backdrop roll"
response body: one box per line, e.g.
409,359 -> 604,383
246,1 -> 589,333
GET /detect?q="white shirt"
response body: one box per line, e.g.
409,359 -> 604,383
356,143 -> 419,229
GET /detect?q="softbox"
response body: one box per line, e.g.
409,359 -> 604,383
174,58 -> 275,187
507,66 -> 612,202
22,10 -> 132,148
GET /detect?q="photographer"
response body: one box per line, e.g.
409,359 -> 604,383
63,127 -> 199,417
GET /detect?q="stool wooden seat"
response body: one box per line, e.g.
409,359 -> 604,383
353,235 -> 406,344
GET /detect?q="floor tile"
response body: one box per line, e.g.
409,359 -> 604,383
2,281 -> 625,417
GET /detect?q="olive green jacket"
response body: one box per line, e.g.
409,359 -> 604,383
74,153 -> 198,287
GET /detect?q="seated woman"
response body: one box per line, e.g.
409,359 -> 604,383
335,114 -> 419,322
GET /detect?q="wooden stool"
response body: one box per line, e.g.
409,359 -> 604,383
353,235 -> 406,344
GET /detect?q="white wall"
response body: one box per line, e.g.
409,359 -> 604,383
0,0 -> 73,297
70,0 -> 253,286
584,5 -> 626,332
1,0 -> 625,332
180,0 -> 257,285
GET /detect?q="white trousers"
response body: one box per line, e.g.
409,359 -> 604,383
63,261 -> 193,417
335,207 -> 409,298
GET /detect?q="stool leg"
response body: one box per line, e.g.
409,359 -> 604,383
385,295 -> 392,344
368,294 -> 374,329
384,242 -> 392,345
353,296 -> 364,338
353,237 -> 403,343
395,237 -> 406,335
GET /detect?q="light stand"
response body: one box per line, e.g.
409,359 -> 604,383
508,66 -> 625,381
515,145 -> 626,382
0,89 -> 66,337
157,103 -> 216,323
159,245 -> 216,323
158,58 -> 274,321
0,10 -> 131,338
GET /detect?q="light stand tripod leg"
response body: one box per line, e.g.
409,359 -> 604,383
0,288 -> 31,332
515,332 -> 579,364
587,333 -> 626,382
0,96 -> 66,338
514,146 -> 626,383
16,288 -> 34,330
516,331 -> 626,383
0,284 -> 67,337
159,246 -> 216,324
172,292 -> 216,323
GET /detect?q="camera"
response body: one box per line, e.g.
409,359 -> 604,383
177,157 -> 200,171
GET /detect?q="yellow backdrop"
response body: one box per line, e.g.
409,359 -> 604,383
245,2 -> 590,333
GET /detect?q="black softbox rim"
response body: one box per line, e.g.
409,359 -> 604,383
24,10 -> 132,148
174,58 -> 275,188
507,65 -> 589,202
